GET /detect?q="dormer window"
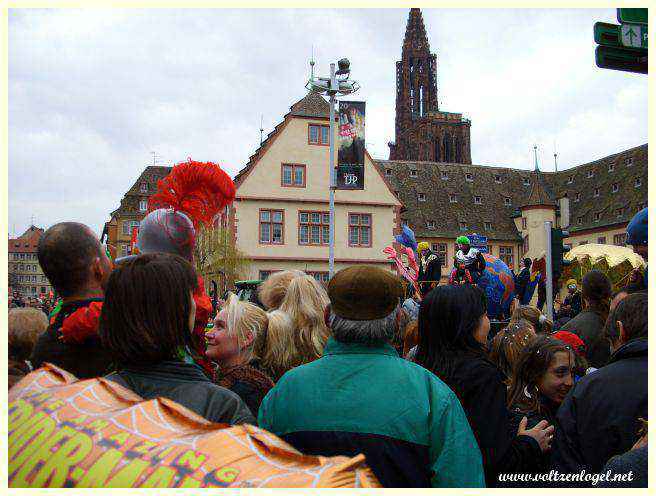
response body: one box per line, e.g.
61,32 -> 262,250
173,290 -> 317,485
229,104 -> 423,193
616,208 -> 623,217
465,173 -> 473,182
418,193 -> 426,202
494,175 -> 502,184
635,177 -> 642,188
410,169 -> 418,178
577,216 -> 583,225
484,222 -> 492,231
385,168 -> 392,176
459,222 -> 467,231
594,188 -> 600,197
575,192 -> 581,202
594,212 -> 601,222
474,196 -> 482,205
523,177 -> 530,186
140,182 -> 147,193
612,183 -> 619,193
139,199 -> 147,212
625,157 -> 634,166
394,190 -> 399,196
504,197 -> 512,206
441,171 -> 449,180
608,163 -> 615,172
426,221 -> 435,229
567,175 -> 574,184
587,170 -> 594,178
449,194 -> 457,203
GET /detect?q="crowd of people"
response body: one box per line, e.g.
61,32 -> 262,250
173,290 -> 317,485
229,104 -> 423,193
8,206 -> 648,488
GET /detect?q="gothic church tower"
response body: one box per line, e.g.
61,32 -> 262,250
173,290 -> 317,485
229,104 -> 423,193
389,8 -> 472,164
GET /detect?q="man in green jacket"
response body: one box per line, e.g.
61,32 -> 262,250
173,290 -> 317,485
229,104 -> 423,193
258,265 -> 485,487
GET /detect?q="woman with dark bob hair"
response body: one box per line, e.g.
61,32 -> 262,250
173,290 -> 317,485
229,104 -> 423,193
100,253 -> 254,424
506,336 -> 575,479
414,285 -> 554,486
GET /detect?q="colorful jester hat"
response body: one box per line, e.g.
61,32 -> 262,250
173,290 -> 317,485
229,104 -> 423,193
138,159 -> 236,261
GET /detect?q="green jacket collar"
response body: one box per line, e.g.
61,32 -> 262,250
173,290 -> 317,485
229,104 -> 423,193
323,337 -> 399,357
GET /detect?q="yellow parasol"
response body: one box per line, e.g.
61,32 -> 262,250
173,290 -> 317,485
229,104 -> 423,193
562,243 -> 646,290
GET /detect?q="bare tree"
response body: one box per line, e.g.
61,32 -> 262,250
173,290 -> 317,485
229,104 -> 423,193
193,226 -> 250,294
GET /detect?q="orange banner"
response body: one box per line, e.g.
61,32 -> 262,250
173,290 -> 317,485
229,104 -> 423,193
8,365 -> 380,488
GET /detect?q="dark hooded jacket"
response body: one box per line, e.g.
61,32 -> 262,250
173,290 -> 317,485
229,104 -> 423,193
551,338 -> 647,482
30,298 -> 114,379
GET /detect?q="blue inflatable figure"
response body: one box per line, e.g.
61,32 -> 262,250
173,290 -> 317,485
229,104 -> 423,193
475,254 -> 516,320
395,224 -> 418,252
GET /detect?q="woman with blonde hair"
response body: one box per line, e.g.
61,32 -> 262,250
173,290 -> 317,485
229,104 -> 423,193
509,305 -> 553,334
206,293 -> 281,417
257,270 -> 305,310
274,274 -> 331,379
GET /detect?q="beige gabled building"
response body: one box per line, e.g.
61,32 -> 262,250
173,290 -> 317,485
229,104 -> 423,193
231,92 -> 402,282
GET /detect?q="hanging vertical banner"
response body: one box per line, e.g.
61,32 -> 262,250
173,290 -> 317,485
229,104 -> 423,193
336,101 -> 365,190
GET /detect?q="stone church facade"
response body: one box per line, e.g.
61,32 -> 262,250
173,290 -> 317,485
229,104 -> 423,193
388,8 -> 472,164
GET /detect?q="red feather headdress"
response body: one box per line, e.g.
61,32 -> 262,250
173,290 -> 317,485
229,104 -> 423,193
148,159 -> 236,229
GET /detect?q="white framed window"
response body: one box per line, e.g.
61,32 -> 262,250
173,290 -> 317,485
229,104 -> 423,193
575,192 -> 581,202
459,222 -> 467,231
608,163 -> 615,172
499,246 -> 513,268
418,193 -> 426,202
612,183 -> 619,193
441,171 -> 448,180
523,177 -> 530,186
385,168 -> 392,176
474,196 -> 482,205
594,188 -> 600,197
567,175 -> 574,184
426,221 -> 435,229
139,199 -> 147,212
625,157 -> 634,166
121,244 -> 130,256
587,170 -> 594,178
465,173 -> 473,182
494,175 -> 502,184
594,212 -> 601,222
122,220 -> 140,236
577,217 -> 583,225
484,222 -> 492,231
449,194 -> 457,203
504,197 -> 512,206
410,169 -> 418,178
635,177 -> 642,188
140,182 -> 148,193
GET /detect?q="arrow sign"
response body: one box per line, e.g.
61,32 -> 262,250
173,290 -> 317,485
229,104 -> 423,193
621,23 -> 648,49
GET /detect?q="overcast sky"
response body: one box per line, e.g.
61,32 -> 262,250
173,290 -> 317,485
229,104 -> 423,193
9,8 -> 647,237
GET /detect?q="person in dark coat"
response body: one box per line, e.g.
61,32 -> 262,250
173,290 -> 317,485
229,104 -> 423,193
259,266 -> 485,488
551,292 -> 648,482
559,271 -> 612,368
100,253 -> 254,425
555,279 -> 582,321
504,336 -> 576,483
514,258 -> 532,304
599,429 -> 647,488
30,222 -> 114,378
417,241 -> 442,296
414,284 -> 554,487
205,293 -> 275,418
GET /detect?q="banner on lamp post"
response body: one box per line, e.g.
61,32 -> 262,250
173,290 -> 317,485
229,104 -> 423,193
336,101 -> 365,190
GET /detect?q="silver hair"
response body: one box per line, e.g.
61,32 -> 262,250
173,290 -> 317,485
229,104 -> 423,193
328,308 -> 399,344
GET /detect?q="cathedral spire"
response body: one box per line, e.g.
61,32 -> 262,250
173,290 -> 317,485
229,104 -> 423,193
403,8 -> 430,53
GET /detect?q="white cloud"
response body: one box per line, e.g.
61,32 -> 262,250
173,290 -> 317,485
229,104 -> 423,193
9,8 -> 647,237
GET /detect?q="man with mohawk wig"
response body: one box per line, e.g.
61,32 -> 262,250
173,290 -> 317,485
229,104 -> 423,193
134,159 -> 236,375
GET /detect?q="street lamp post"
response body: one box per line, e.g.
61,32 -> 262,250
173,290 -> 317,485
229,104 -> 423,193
306,59 -> 359,277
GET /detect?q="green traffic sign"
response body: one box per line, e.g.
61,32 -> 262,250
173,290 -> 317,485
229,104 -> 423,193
620,23 -> 648,49
617,8 -> 648,26
594,22 -> 620,47
595,45 -> 647,74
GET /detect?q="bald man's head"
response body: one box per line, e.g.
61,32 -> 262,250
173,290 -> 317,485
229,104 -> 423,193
38,222 -> 108,297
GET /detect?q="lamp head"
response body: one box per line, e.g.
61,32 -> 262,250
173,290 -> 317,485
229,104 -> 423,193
336,58 -> 350,76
